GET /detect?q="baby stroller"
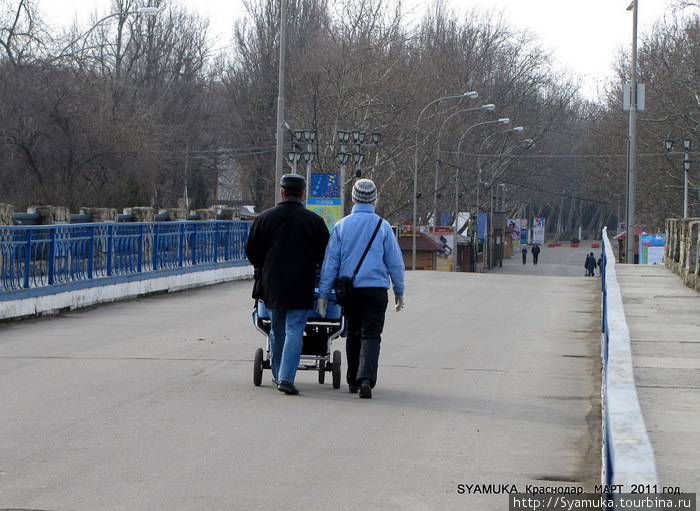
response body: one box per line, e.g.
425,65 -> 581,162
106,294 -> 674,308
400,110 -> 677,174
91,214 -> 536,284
252,291 -> 344,389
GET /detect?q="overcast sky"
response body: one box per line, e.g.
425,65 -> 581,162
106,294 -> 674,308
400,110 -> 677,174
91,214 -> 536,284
41,0 -> 675,100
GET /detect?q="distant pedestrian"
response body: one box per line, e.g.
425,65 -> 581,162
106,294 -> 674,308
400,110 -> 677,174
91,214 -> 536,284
521,246 -> 528,265
584,252 -> 597,277
531,243 -> 540,265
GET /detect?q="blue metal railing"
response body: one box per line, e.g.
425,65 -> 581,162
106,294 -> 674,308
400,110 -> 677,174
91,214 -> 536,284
0,221 -> 251,293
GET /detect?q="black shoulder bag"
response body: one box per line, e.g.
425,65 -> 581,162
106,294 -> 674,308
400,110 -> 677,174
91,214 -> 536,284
334,218 -> 383,307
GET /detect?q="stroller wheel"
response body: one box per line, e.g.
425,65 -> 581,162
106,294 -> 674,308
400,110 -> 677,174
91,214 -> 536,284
318,358 -> 326,384
332,350 -> 342,389
253,347 -> 264,386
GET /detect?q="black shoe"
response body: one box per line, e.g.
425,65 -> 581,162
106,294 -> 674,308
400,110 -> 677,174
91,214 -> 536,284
349,385 -> 359,394
359,380 -> 372,399
277,381 -> 300,395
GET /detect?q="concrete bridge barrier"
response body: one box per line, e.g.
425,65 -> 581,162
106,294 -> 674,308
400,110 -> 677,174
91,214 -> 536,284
601,227 -> 658,489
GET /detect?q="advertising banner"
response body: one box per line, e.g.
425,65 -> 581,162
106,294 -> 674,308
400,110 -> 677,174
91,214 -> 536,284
478,213 -> 488,241
507,219 -> 521,252
429,226 -> 454,271
308,173 -> 341,230
639,234 -> 665,264
533,217 -> 545,244
310,173 -> 340,198
520,219 -> 528,245
307,198 -> 341,231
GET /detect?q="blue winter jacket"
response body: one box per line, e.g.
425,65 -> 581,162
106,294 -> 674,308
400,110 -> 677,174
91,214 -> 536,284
319,203 -> 405,299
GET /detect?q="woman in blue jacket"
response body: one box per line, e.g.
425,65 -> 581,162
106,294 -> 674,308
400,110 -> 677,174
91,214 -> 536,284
317,179 -> 405,399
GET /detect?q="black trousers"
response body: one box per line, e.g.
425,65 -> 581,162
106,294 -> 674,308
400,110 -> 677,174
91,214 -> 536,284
344,287 -> 388,388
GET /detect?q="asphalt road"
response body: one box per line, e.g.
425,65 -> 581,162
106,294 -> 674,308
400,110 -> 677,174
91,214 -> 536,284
0,243 -> 602,510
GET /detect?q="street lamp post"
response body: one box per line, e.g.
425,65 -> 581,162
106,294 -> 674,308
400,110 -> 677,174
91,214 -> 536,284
451,118 -> 511,272
292,129 -> 316,199
337,130 -> 352,215
371,131 -> 382,178
625,0 -> 639,264
274,0 -> 289,205
336,130 -> 381,217
664,138 -> 696,218
433,104 -> 496,227
412,91 -> 478,270
287,149 -> 302,175
682,138 -> 693,218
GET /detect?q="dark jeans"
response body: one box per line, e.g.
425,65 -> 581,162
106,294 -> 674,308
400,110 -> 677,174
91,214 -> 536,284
345,287 -> 388,388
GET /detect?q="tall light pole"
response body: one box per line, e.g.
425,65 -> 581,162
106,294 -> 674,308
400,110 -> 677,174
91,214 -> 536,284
433,104 -> 496,227
625,0 -> 638,264
412,91 -> 478,270
274,0 -> 288,205
452,118 -> 510,272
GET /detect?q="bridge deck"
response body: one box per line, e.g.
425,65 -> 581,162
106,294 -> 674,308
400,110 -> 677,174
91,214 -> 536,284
0,240 -> 692,509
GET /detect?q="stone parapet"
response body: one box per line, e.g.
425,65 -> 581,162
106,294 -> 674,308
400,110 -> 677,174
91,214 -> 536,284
161,209 -> 188,221
0,203 -> 14,225
217,208 -> 241,220
27,205 -> 71,224
665,217 -> 700,292
80,207 -> 118,222
124,207 -> 156,222
193,209 -> 216,220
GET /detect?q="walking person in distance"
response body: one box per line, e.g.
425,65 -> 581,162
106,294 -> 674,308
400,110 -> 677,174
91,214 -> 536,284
584,252 -> 597,277
317,179 -> 405,399
245,174 -> 330,395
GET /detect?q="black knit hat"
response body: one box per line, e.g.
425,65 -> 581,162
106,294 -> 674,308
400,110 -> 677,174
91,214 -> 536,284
280,174 -> 306,192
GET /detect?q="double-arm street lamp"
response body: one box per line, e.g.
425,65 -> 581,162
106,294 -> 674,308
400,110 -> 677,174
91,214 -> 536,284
412,91 -> 479,270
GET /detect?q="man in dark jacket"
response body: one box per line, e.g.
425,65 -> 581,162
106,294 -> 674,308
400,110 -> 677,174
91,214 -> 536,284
585,252 -> 597,276
246,174 -> 330,395
531,243 -> 541,265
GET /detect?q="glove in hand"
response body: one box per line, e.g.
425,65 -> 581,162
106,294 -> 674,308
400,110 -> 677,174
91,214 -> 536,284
316,298 -> 328,318
395,296 -> 404,312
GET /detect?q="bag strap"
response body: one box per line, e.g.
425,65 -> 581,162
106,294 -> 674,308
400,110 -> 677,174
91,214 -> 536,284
351,218 -> 383,281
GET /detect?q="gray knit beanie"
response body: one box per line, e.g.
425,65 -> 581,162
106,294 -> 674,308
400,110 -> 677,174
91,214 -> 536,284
352,179 -> 377,204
